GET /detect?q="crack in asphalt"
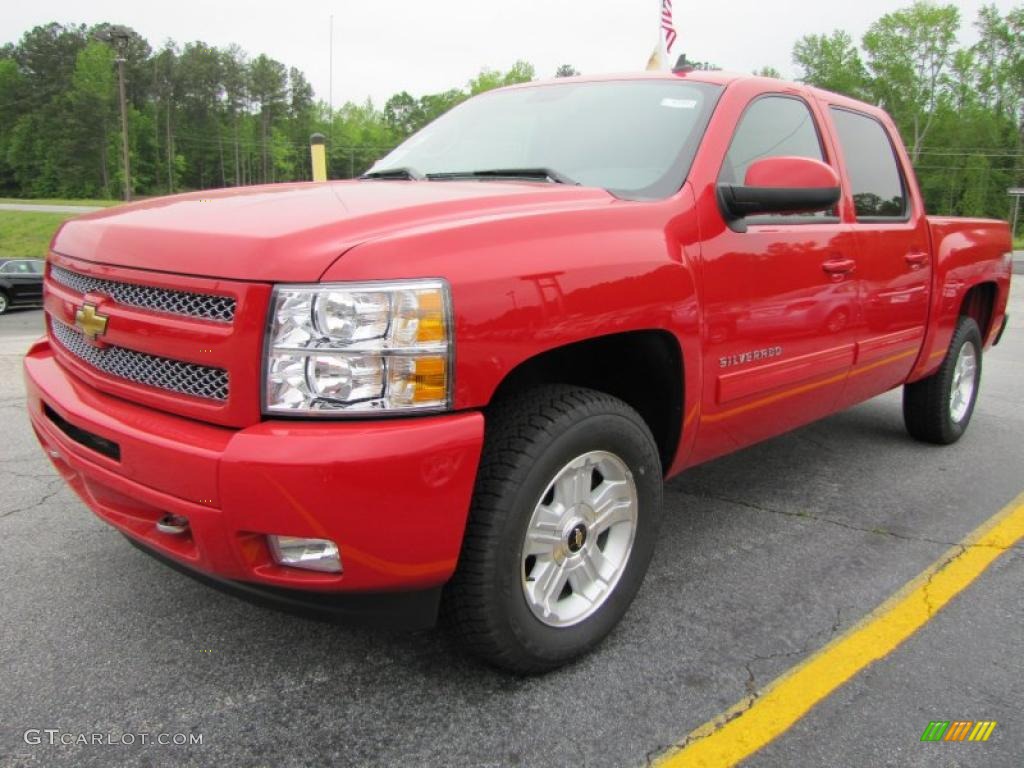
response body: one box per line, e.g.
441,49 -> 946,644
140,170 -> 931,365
643,606 -> 846,766
2,469 -> 57,479
0,477 -> 65,519
680,490 -> 1024,554
920,544 -> 971,619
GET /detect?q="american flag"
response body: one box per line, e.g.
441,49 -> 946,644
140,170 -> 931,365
661,0 -> 677,53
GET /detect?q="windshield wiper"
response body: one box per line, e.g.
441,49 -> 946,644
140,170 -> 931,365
426,168 -> 580,185
359,166 -> 425,181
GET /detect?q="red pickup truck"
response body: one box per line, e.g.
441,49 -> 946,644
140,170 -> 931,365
25,71 -> 1013,672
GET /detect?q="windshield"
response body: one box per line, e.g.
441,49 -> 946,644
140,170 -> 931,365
368,80 -> 723,200
2,260 -> 43,274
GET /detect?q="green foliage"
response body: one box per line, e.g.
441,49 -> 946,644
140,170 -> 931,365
862,2 -> 960,161
793,31 -> 870,98
0,24 -> 540,199
794,3 -> 1023,222
8,9 -> 1017,227
467,60 -> 535,95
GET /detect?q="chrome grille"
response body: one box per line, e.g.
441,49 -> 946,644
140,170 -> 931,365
51,319 -> 229,402
50,265 -> 236,323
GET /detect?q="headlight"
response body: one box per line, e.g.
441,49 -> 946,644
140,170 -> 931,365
264,279 -> 452,415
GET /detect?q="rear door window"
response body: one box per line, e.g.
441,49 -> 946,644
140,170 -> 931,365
829,108 -> 907,220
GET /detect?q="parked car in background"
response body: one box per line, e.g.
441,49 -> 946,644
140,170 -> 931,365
24,71 -> 1013,673
0,258 -> 44,314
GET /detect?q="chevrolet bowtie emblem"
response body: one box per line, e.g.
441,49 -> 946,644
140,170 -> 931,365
75,303 -> 109,341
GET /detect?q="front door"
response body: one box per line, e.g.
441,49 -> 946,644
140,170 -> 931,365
692,93 -> 859,464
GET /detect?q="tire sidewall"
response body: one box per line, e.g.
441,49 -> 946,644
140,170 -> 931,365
943,319 -> 983,440
489,409 -> 662,665
0,292 -> 8,315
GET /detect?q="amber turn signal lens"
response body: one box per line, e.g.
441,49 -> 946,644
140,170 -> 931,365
412,356 -> 447,403
415,290 -> 446,343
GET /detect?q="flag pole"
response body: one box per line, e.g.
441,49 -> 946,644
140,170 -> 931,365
647,0 -> 678,72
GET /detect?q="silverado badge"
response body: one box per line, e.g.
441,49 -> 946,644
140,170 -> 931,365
75,303 -> 109,341
719,346 -> 783,369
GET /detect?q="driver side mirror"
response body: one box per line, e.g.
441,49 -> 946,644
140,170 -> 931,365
717,156 -> 841,232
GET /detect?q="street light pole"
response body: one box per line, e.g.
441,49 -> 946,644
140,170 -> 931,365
116,55 -> 132,201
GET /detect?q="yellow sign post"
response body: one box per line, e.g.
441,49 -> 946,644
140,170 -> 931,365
310,133 -> 327,182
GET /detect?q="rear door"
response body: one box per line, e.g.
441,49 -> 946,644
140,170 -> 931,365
824,106 -> 931,407
693,90 -> 860,464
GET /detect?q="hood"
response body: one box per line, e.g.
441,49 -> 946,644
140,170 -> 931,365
53,180 -> 614,282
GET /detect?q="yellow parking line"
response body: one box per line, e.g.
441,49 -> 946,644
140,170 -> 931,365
655,491 -> 1024,768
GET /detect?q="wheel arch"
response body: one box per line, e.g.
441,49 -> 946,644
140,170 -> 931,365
486,330 -> 684,474
958,281 -> 998,345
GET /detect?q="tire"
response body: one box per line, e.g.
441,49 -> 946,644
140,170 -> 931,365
444,385 -> 663,674
903,316 -> 982,445
0,291 -> 8,315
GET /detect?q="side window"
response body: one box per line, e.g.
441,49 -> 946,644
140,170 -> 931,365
720,96 -> 825,185
829,108 -> 907,219
0,262 -> 14,274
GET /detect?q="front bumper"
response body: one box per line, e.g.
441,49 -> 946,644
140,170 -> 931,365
24,339 -> 484,627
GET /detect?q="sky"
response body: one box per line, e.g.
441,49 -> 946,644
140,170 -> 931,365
4,0 -> 1020,107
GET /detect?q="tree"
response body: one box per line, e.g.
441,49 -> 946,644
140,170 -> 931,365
555,64 -> 579,78
248,54 -> 287,182
0,56 -> 27,195
862,2 -> 960,162
383,91 -> 423,135
754,66 -> 782,79
14,23 -> 87,95
792,30 -> 869,98
66,41 -> 117,196
468,60 -> 535,95
220,44 -> 248,186
89,23 -> 151,107
418,89 -> 465,125
973,4 -> 1024,188
152,42 -> 181,192
176,42 -> 223,187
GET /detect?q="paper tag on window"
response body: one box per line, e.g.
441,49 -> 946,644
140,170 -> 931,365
661,98 -> 698,109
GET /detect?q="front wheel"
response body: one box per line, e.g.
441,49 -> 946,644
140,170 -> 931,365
903,316 -> 983,445
444,386 -> 663,673
0,291 -> 9,315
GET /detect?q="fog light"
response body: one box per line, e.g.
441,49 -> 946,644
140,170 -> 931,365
267,535 -> 342,573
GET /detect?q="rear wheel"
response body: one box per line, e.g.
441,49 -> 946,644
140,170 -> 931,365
903,316 -> 982,445
444,385 -> 663,673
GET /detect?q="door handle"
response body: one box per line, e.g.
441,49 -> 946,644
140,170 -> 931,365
904,251 -> 929,269
822,258 -> 856,276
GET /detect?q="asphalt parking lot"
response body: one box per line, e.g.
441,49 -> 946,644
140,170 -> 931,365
1,282 -> 1021,768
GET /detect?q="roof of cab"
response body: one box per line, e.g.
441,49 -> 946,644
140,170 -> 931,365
499,69 -> 890,123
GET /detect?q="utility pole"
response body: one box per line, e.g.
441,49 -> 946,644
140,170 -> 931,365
93,25 -> 133,200
116,54 -> 131,201
328,12 -> 334,178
